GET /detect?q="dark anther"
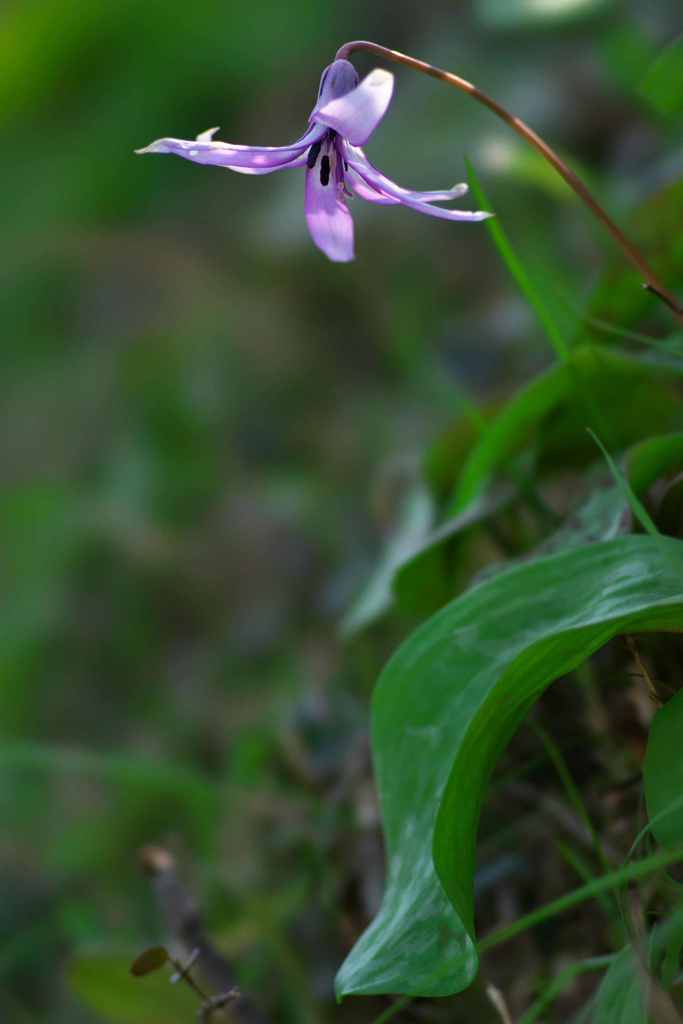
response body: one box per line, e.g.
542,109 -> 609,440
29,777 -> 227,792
320,155 -> 331,186
307,142 -> 322,169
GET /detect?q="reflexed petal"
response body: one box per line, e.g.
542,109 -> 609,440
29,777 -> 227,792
346,167 -> 399,204
315,60 -> 360,107
135,122 -> 325,169
228,153 -> 308,175
305,167 -> 354,262
346,147 -> 491,222
405,183 -> 469,202
314,69 -> 394,145
346,167 -> 469,205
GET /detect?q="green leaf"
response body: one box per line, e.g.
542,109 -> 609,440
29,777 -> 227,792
535,478 -> 626,551
638,34 -> 683,118
448,346 -> 683,517
644,687 -> 683,849
627,433 -> 683,496
392,485 -> 512,616
341,481 -> 434,636
591,945 -> 648,1023
364,430 -> 683,634
590,902 -> 683,1022
589,180 -> 683,326
336,536 -> 683,998
68,952 -> 198,1024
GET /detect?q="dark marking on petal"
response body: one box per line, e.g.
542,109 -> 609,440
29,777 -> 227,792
307,142 -> 321,169
320,155 -> 331,186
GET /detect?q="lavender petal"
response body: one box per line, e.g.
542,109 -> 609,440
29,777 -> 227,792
346,147 -> 491,222
346,168 -> 399,204
346,166 -> 470,205
313,69 -> 394,146
228,153 -> 309,175
314,60 -> 360,107
304,166 -> 354,262
135,123 -> 325,170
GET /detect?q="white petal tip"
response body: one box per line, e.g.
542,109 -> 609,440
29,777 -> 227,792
134,141 -> 166,155
196,126 -> 220,142
367,68 -> 394,87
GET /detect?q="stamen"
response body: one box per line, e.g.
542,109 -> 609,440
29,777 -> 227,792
306,142 -> 322,169
320,155 -> 331,186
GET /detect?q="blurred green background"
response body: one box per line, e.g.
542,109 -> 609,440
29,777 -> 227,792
2,0 -> 682,1021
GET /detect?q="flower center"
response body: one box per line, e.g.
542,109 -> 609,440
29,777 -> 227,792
307,131 -> 344,189
306,141 -> 322,170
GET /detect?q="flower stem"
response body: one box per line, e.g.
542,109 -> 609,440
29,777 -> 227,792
335,40 -> 683,324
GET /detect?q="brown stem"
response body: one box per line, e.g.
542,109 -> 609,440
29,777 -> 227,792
335,40 -> 683,325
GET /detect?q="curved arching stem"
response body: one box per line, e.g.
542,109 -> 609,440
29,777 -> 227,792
335,40 -> 683,324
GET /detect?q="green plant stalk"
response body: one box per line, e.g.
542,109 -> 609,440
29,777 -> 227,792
478,845 -> 683,954
554,839 -> 615,920
335,40 -> 683,325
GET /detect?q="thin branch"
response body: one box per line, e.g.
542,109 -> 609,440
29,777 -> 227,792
140,845 -> 270,1024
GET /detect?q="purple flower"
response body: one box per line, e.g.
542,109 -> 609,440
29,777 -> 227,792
136,59 -> 491,262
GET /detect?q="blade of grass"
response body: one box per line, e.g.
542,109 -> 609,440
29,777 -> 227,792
478,845 -> 683,954
519,955 -> 615,1024
587,429 -> 660,537
531,720 -> 611,875
466,158 -> 568,362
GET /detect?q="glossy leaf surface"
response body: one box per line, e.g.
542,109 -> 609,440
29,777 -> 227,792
336,536 -> 683,998
644,688 -> 683,849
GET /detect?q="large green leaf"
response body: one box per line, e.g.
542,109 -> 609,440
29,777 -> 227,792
336,536 -> 683,998
638,34 -> 683,118
341,481 -> 434,636
449,347 -> 683,517
590,901 -> 683,1022
644,687 -> 683,849
371,431 -> 683,633
627,433 -> 683,496
590,945 -> 648,1023
68,952 -> 197,1024
347,355 -> 683,636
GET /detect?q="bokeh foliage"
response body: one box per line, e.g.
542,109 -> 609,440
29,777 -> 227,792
3,0 -> 683,1021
